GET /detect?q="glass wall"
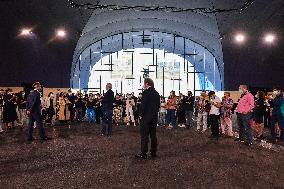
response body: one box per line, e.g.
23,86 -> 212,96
71,30 -> 221,96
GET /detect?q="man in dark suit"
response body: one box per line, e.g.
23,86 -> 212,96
101,83 -> 114,136
135,78 -> 160,159
26,82 -> 46,142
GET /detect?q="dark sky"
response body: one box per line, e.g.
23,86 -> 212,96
0,0 -> 283,90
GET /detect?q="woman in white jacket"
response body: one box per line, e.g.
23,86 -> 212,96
126,94 -> 136,126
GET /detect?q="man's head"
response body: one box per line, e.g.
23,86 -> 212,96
32,82 -> 42,91
239,85 -> 248,94
49,92 -> 54,98
188,91 -> 193,97
272,87 -> 282,96
224,92 -> 230,98
208,91 -> 215,98
143,78 -> 154,89
106,83 -> 112,91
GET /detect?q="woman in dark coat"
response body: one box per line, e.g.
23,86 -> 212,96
3,94 -> 18,129
177,95 -> 187,128
253,91 -> 265,139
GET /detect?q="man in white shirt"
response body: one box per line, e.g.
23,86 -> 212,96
208,91 -> 221,139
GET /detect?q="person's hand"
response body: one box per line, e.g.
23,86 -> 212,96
26,110 -> 31,116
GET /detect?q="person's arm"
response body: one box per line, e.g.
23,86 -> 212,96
139,92 -> 147,117
27,93 -> 36,113
247,94 -> 255,113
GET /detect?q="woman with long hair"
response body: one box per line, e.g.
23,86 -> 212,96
253,91 -> 265,139
166,91 -> 177,129
220,92 -> 234,137
44,92 -> 56,125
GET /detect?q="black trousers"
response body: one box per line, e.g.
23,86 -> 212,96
140,118 -> 158,155
210,114 -> 220,137
28,113 -> 45,140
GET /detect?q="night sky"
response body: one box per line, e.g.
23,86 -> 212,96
0,0 -> 283,90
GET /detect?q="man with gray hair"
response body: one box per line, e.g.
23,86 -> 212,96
101,83 -> 114,136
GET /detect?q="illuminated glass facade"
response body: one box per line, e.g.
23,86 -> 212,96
71,3 -> 224,95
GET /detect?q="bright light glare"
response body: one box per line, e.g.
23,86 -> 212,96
264,34 -> 275,43
235,34 -> 245,43
21,28 -> 32,36
56,30 -> 66,37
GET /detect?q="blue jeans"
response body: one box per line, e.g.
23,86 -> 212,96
87,108 -> 96,123
237,112 -> 253,143
166,109 -> 176,126
28,113 -> 45,140
102,110 -> 113,136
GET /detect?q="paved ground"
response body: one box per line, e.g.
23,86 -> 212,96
0,122 -> 284,189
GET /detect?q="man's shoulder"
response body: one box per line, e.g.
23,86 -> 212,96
28,90 -> 37,97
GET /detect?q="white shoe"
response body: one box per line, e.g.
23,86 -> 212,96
201,129 -> 206,133
181,124 -> 186,128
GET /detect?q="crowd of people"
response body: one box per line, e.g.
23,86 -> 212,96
0,83 -> 284,145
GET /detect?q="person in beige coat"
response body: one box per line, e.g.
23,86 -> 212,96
58,92 -> 71,122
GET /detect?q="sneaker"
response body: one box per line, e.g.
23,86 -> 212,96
181,124 -> 186,128
246,142 -> 253,146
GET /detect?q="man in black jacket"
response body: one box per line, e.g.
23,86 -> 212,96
185,91 -> 195,128
101,83 -> 114,136
26,82 -> 47,142
135,78 -> 160,159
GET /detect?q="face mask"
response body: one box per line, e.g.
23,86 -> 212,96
239,89 -> 243,94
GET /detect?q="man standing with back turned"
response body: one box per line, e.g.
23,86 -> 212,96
135,78 -> 160,160
26,82 -> 47,142
101,83 -> 114,136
